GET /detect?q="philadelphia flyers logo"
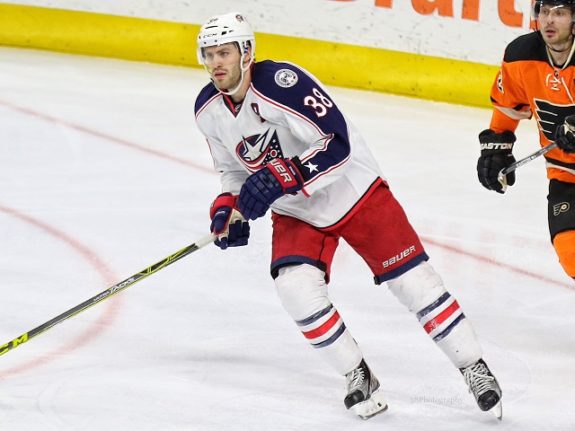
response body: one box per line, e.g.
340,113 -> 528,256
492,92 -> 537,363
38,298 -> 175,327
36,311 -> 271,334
553,202 -> 570,216
533,99 -> 575,141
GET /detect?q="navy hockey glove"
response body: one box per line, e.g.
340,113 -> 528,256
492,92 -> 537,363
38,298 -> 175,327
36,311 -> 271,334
210,193 -> 250,250
238,158 -> 304,220
554,115 -> 575,153
477,129 -> 516,194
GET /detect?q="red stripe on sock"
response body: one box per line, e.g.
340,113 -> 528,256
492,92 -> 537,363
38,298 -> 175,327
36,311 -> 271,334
423,301 -> 460,334
302,311 -> 341,340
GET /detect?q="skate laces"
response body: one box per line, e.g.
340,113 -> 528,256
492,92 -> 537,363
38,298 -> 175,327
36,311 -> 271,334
463,362 -> 495,395
346,367 -> 365,391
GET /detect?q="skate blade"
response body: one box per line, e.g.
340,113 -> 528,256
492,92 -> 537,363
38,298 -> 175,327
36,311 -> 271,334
352,390 -> 388,420
491,401 -> 502,420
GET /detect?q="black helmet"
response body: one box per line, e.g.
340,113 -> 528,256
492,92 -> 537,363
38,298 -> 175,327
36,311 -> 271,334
533,0 -> 575,18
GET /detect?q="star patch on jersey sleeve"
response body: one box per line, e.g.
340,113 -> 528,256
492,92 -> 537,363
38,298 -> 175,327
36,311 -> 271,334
304,161 -> 318,173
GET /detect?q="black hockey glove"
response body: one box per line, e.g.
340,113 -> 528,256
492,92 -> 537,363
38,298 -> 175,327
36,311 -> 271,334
554,115 -> 575,153
477,129 -> 516,194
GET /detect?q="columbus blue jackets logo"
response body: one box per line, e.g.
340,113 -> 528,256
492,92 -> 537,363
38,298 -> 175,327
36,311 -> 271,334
236,128 -> 285,170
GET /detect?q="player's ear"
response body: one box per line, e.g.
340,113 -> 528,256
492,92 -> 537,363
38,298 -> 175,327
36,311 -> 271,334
243,44 -> 254,66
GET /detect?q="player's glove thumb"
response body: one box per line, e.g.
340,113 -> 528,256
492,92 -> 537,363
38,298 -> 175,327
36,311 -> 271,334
209,193 -> 250,250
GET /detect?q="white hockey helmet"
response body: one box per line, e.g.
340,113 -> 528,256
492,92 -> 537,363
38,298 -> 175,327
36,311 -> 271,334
196,12 -> 256,66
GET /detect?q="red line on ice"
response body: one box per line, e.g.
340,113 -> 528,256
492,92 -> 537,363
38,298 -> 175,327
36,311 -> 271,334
0,204 -> 121,378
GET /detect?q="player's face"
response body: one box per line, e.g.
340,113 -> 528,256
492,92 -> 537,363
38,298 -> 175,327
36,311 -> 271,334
202,43 -> 243,91
538,5 -> 574,47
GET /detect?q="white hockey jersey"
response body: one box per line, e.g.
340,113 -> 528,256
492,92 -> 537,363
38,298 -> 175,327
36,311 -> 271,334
194,60 -> 385,229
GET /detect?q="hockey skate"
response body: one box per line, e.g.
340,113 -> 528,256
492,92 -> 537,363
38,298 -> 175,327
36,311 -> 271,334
460,359 -> 502,420
344,359 -> 388,420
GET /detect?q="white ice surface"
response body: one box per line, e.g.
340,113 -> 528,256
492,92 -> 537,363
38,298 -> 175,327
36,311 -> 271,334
0,47 -> 573,431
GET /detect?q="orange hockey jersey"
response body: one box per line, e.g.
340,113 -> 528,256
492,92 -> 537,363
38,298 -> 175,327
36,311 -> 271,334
489,31 -> 575,184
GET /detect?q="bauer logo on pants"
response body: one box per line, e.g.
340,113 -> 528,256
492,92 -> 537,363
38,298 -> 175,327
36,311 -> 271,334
382,245 -> 416,268
553,202 -> 570,216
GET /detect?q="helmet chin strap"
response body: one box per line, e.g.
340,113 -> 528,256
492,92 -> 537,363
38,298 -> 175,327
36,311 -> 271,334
217,53 -> 253,97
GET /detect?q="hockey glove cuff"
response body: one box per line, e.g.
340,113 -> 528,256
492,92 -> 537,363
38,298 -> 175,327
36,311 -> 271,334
554,115 -> 575,153
209,193 -> 250,250
238,158 -> 304,220
477,129 -> 516,194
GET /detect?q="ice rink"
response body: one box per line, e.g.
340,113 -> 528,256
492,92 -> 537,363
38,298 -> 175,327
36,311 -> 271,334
1,47 -> 573,430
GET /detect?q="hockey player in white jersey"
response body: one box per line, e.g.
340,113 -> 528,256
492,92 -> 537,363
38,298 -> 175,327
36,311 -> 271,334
195,12 -> 502,420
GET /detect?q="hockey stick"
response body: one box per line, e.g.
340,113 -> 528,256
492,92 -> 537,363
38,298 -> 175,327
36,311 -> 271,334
0,233 -> 215,357
497,142 -> 557,191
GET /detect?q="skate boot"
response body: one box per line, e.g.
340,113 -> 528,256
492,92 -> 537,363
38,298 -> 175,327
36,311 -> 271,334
344,359 -> 388,419
460,359 -> 502,419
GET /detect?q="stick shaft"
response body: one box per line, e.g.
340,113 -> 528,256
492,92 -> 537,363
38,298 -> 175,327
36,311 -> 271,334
0,234 -> 215,356
500,142 -> 557,176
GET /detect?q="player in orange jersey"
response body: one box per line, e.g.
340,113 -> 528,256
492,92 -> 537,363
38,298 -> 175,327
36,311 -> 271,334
478,0 -> 575,280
